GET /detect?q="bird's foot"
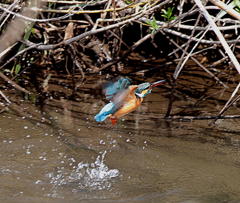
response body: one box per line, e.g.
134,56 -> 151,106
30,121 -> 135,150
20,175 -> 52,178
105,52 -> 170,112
109,117 -> 117,125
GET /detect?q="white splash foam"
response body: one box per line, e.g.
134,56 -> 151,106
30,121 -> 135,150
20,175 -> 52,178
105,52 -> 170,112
47,150 -> 120,195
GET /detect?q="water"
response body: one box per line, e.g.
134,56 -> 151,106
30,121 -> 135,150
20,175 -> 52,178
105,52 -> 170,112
47,150 -> 120,194
1,79 -> 240,203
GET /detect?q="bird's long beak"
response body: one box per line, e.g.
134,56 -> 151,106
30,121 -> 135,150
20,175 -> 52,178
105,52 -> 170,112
150,80 -> 165,88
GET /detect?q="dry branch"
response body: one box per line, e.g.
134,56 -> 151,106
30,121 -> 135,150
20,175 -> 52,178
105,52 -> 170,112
162,30 -> 227,88
0,72 -> 31,94
210,0 -> 240,21
194,0 -> 240,74
22,0 -> 172,50
217,82 -> 240,118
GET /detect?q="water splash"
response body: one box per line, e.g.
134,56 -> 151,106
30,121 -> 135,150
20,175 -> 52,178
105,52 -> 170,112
47,150 -> 119,196
74,151 -> 120,190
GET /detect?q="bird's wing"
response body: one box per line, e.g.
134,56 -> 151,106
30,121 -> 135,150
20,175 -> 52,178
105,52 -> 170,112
111,85 -> 138,110
95,77 -> 131,122
103,77 -> 132,100
94,91 -> 129,122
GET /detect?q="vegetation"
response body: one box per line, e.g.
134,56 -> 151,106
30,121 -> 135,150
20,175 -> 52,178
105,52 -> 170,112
0,0 -> 240,119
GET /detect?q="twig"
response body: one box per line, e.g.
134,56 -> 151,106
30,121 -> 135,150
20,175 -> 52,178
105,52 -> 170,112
0,42 -> 17,61
217,82 -> 240,118
209,0 -> 240,21
0,6 -> 74,22
168,44 -> 215,58
194,0 -> 240,74
163,30 -> 227,88
0,90 -> 11,104
34,1 -> 148,14
174,14 -> 202,79
0,0 -> 20,29
0,72 -> 31,94
174,23 -> 240,31
163,28 -> 240,44
22,0 -> 172,50
0,42 -> 41,69
41,0 -> 108,6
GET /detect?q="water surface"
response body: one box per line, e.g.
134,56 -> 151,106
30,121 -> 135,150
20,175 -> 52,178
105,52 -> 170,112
1,78 -> 240,203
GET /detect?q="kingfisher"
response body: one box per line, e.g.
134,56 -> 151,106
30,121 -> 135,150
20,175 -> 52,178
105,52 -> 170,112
94,77 -> 165,125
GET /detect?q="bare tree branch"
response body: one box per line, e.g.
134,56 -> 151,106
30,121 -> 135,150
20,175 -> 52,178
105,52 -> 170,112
194,0 -> 240,74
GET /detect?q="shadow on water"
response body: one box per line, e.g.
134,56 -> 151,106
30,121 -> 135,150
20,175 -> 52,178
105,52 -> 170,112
1,75 -> 240,203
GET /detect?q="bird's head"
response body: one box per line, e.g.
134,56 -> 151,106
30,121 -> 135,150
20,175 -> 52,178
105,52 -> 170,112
135,83 -> 152,98
135,80 -> 165,98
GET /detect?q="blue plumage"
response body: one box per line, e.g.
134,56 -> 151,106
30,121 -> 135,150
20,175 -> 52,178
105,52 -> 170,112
104,77 -> 131,100
94,102 -> 117,122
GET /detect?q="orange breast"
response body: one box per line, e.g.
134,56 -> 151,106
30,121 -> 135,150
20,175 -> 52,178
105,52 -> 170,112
113,87 -> 143,119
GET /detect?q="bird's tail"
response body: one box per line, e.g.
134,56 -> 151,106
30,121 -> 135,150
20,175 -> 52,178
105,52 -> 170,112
94,112 -> 109,122
94,102 -> 116,122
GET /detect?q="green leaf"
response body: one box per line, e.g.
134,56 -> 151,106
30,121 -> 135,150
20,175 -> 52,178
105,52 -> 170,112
31,28 -> 36,34
14,64 -> 21,75
146,17 -> 160,33
161,7 -> 176,22
124,0 -> 133,4
161,9 -> 167,14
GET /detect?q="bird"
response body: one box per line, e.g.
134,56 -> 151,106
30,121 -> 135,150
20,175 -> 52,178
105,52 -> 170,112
94,77 -> 165,125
